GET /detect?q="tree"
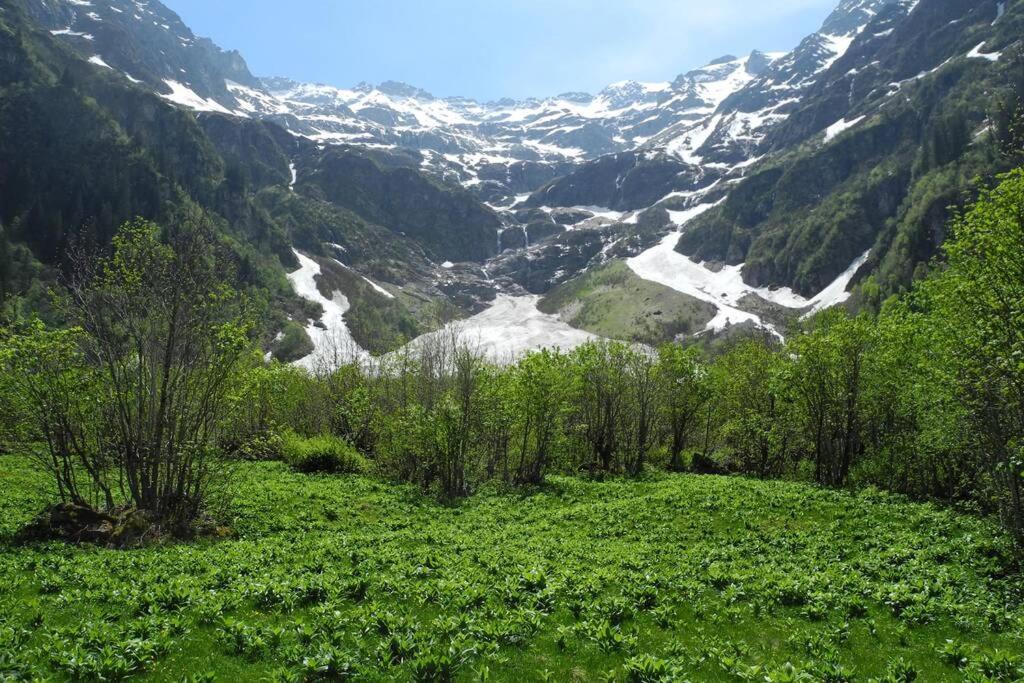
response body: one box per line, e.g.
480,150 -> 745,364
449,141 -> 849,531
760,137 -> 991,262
789,310 -> 875,487
921,169 -> 1024,543
507,349 -> 569,485
429,344 -> 489,498
859,298 -> 979,501
0,221 -> 10,305
56,215 -> 251,531
711,340 -> 796,478
570,341 -> 631,474
657,344 -> 710,472
623,348 -> 660,476
0,321 -> 112,508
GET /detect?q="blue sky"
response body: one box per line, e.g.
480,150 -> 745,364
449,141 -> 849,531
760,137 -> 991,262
164,0 -> 839,100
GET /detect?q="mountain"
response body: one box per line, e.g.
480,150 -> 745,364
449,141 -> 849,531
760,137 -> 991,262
516,0 -> 1020,338
0,0 -> 493,363
2,0 -> 1022,364
678,0 -> 1020,299
22,0 -> 261,108
531,0 -> 921,212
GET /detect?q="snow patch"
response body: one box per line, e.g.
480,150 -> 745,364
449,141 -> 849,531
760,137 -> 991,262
160,80 -> 235,115
287,250 -> 369,370
824,115 -> 866,143
405,295 -> 598,363
51,28 -> 94,39
360,276 -> 395,299
330,258 -> 395,300
800,250 -> 871,319
627,203 -> 872,337
967,42 -> 1001,62
819,33 -> 857,72
87,55 -> 112,69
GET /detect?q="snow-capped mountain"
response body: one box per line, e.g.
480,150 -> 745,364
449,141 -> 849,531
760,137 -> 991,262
638,0 -> 919,169
243,56 -> 784,202
26,0 -> 789,201
11,0 -> 1016,362
24,0 -> 261,111
28,0 -> 906,206
690,0 -> 922,162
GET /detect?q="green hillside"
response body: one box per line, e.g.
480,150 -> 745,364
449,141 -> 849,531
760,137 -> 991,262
539,261 -> 717,345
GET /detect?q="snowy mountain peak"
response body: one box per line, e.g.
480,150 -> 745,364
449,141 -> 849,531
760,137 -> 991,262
745,50 -> 777,76
707,54 -> 740,66
32,0 -> 924,207
821,0 -> 905,35
597,80 -> 671,109
375,81 -> 437,100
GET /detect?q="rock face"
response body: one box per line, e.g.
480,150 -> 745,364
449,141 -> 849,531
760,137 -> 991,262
488,229 -> 609,294
304,148 -> 502,263
525,152 -> 697,212
198,115 -> 294,191
22,0 -> 262,106
677,0 -> 1016,298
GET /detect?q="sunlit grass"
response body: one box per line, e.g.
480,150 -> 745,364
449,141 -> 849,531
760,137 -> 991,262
0,456 -> 1021,680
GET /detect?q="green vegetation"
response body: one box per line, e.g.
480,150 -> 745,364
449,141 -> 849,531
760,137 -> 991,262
539,261 -> 716,345
271,321 -> 315,364
304,148 -> 501,262
311,256 -> 425,356
0,3 -> 302,330
0,5 -> 477,355
0,217 -> 252,535
1,456 -> 1021,681
281,432 -> 368,474
1,74 -> 1024,678
4,170 -> 1024,540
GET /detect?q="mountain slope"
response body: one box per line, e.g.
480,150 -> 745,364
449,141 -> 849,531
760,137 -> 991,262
677,0 -> 1021,299
0,1 -> 498,363
5,0 -> 1022,358
23,0 -> 260,110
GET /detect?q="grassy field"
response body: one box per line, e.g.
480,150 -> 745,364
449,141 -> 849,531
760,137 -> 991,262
538,261 -> 716,346
0,456 -> 1022,681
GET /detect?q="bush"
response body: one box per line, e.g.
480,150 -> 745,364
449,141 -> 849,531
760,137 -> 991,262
231,430 -> 285,462
281,433 -> 367,474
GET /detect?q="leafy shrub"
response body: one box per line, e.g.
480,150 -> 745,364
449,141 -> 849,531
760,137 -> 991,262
975,650 -> 1024,681
282,433 -> 367,474
409,650 -> 459,682
623,654 -> 678,682
231,429 -> 285,462
293,647 -> 359,680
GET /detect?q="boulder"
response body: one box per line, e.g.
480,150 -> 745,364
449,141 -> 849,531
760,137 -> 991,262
15,503 -> 158,549
15,503 -> 116,545
108,510 -> 154,549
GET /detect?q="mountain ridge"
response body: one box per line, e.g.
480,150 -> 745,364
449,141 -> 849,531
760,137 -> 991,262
3,0 -> 1021,364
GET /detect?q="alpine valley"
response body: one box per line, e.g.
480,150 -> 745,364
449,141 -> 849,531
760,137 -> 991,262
1,0 -> 1021,365
6,2 -> 1024,680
